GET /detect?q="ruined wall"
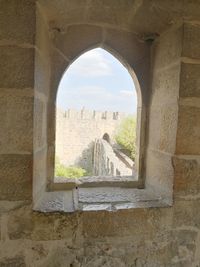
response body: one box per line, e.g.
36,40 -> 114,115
1,1 -> 200,266
56,108 -> 127,172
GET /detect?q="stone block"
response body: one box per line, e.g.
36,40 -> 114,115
145,149 -> 173,198
183,23 -> 200,59
8,205 -> 78,240
36,245 -> 82,267
33,148 -> 47,197
82,208 -> 170,239
173,200 -> 200,229
151,64 -> 180,106
0,95 -> 33,153
130,1 -> 183,36
184,1 -> 200,20
34,8 -> 51,97
152,26 -> 182,70
0,46 -> 34,89
0,0 -> 35,44
0,154 -> 32,201
176,106 -> 200,155
53,25 -> 102,61
36,7 -> 51,60
86,0 -> 134,28
168,229 -> 197,265
0,255 -> 26,267
148,105 -> 178,154
34,51 -> 51,96
180,62 -> 200,98
173,156 -> 200,196
104,28 -> 148,68
39,0 -> 87,27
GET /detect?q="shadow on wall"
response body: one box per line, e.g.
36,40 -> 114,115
75,141 -> 95,174
102,133 -> 111,144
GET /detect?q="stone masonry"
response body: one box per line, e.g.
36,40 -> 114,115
56,108 -> 127,172
0,1 -> 200,266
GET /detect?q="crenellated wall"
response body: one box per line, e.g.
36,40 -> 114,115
56,108 -> 128,172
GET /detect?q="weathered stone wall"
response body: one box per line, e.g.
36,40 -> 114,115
1,1 -> 200,266
93,139 -> 133,176
56,108 -> 127,172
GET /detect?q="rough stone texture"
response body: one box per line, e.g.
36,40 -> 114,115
145,25 -> 181,200
0,46 -> 34,89
1,1 -> 200,266
0,255 -> 26,267
183,23 -> 200,59
0,155 -> 32,201
0,95 -> 33,153
39,0 -> 88,29
7,205 -> 78,241
150,64 -> 180,107
0,0 -> 35,44
180,62 -> 200,98
173,156 -> 200,197
33,148 -> 47,198
53,24 -> 103,61
104,28 -> 149,69
145,149 -> 174,198
148,105 -> 178,154
176,106 -> 200,155
86,0 -> 137,28
34,6 -> 51,96
152,25 -> 183,70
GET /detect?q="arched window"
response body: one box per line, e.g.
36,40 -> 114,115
33,20 -> 176,213
54,48 -> 141,181
33,24 -> 154,212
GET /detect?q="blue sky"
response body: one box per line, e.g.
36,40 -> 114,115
56,48 -> 137,114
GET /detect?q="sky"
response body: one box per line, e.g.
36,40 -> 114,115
56,48 -> 137,114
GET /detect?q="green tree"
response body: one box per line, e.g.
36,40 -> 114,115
55,157 -> 87,178
115,116 -> 136,160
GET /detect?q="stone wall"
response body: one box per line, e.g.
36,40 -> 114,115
1,1 -> 200,266
93,139 -> 133,176
56,108 -> 127,172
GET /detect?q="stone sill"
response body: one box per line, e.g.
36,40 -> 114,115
33,184 -> 172,213
51,175 -> 141,190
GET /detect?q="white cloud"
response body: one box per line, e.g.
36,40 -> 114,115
57,86 -> 137,114
69,49 -> 112,77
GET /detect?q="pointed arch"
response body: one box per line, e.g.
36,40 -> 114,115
33,26 -> 149,205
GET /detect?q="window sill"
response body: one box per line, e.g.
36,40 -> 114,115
51,175 -> 141,190
33,178 -> 172,212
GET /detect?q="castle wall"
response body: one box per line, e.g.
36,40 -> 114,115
93,139 -> 133,176
56,108 -> 127,172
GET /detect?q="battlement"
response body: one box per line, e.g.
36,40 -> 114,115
56,108 -> 128,121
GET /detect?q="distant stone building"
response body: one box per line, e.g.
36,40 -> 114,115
56,108 -> 129,173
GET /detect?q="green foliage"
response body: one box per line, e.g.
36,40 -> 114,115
115,116 -> 136,160
55,157 -> 87,178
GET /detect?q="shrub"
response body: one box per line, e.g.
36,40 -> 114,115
115,116 -> 136,160
55,157 -> 87,178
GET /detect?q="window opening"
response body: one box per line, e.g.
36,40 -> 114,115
55,48 -> 138,181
